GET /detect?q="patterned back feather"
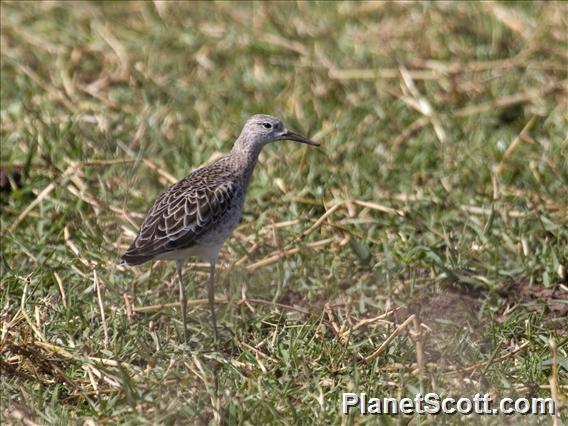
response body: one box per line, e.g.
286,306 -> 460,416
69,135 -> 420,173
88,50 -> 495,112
121,156 -> 245,265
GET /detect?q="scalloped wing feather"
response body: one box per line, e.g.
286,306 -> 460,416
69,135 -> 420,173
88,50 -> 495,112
121,161 -> 240,265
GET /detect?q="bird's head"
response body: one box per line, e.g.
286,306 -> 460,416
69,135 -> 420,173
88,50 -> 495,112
235,114 -> 319,153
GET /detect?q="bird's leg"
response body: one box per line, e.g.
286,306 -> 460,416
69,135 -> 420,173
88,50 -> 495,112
176,260 -> 189,344
208,261 -> 218,341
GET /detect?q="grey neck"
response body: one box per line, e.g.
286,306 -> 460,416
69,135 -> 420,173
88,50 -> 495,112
232,134 -> 264,158
231,135 -> 265,183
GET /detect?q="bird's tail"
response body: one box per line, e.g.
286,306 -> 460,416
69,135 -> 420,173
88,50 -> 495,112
120,252 -> 154,266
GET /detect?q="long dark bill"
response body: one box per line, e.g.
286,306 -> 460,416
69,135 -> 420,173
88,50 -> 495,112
282,130 -> 320,147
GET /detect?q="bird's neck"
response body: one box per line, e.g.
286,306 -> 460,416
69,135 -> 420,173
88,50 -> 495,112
231,136 -> 264,182
232,134 -> 264,157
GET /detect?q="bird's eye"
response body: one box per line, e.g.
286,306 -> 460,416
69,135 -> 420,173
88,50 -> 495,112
262,122 -> 272,129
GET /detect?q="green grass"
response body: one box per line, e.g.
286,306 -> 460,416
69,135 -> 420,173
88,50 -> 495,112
1,1 -> 567,424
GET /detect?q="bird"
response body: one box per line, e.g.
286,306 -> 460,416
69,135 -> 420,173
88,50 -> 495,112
121,114 -> 319,343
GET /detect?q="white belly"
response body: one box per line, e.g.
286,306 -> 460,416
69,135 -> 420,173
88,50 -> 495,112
155,241 -> 224,264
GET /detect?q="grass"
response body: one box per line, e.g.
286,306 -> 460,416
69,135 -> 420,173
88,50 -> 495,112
1,1 -> 567,424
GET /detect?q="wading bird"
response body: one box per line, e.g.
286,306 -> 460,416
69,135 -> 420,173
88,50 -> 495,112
121,115 -> 319,342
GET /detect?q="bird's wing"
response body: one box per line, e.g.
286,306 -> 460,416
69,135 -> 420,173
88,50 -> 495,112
121,165 -> 238,264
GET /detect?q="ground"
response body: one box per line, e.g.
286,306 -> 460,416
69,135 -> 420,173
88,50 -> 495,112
1,1 -> 567,424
